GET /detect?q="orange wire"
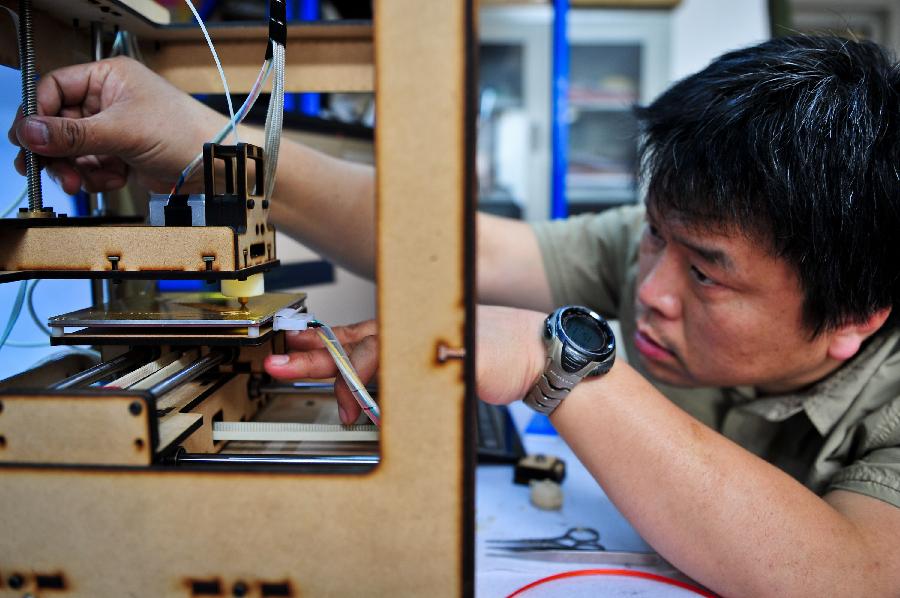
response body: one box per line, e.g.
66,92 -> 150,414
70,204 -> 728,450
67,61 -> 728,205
506,568 -> 719,598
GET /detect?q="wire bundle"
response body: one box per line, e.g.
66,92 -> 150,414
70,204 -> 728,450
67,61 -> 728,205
170,0 -> 286,199
169,58 -> 273,196
262,40 -> 284,202
314,323 -> 381,427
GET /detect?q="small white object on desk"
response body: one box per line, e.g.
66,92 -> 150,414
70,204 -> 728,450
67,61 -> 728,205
529,479 -> 563,511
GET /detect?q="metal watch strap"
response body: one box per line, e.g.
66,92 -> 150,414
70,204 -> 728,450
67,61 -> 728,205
524,305 -> 616,416
523,361 -> 579,415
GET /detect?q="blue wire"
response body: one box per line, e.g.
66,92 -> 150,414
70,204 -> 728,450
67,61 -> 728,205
26,279 -> 50,336
2,186 -> 27,218
0,281 -> 28,353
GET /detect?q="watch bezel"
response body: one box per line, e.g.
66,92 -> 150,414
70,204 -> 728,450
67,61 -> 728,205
553,305 -> 615,362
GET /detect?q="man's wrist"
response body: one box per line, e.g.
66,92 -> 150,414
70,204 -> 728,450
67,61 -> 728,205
523,306 -> 616,416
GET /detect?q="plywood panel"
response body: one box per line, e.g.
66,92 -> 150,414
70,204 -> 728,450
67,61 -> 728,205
0,393 -> 152,466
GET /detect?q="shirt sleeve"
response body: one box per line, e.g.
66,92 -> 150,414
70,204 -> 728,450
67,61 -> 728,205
530,204 -> 645,319
827,396 -> 900,508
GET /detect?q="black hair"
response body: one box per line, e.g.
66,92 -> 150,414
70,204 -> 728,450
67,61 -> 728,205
634,35 -> 900,335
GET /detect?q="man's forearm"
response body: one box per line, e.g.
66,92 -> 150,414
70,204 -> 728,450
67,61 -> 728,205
552,364 -> 889,597
247,130 -> 377,279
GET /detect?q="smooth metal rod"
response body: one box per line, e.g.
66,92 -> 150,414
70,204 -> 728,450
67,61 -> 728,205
51,350 -> 147,390
90,21 -> 103,61
146,351 -> 226,398
169,452 -> 379,469
18,0 -> 43,213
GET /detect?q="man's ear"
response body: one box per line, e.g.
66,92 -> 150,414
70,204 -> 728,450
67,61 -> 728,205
827,307 -> 892,361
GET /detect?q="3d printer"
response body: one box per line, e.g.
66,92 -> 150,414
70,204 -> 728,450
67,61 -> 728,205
0,1 -> 474,595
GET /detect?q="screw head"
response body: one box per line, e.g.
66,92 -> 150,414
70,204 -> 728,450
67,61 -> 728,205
8,573 -> 23,589
232,581 -> 249,597
247,199 -> 256,209
128,400 -> 143,416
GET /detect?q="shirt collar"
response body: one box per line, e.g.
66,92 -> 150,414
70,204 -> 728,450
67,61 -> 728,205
726,329 -> 899,436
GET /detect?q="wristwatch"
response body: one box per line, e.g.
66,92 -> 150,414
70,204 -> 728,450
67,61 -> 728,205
524,305 -> 616,415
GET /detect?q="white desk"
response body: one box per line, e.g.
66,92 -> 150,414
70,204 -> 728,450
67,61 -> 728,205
475,402 -> 707,597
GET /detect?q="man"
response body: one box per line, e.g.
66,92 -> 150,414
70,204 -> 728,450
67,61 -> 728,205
10,35 -> 900,596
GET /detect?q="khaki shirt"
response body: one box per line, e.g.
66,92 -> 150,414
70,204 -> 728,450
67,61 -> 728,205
533,204 -> 900,508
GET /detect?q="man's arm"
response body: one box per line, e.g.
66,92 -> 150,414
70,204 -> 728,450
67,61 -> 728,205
553,350 -> 900,597
477,213 -> 554,310
10,57 -> 558,299
473,306 -> 900,597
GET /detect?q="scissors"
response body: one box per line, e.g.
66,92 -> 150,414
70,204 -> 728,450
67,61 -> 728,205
486,527 -> 670,567
487,527 -> 607,552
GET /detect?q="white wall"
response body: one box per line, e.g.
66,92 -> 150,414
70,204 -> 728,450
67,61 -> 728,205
670,0 -> 770,82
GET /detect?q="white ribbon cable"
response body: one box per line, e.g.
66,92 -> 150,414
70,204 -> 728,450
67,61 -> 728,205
183,0 -> 239,144
315,323 -> 381,427
172,59 -> 272,195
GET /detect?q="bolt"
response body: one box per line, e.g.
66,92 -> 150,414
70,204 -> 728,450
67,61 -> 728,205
437,344 -> 466,363
8,574 -> 23,589
128,400 -> 143,416
262,199 -> 269,209
203,256 -> 216,272
108,255 -> 120,271
232,581 -> 248,597
246,199 -> 255,209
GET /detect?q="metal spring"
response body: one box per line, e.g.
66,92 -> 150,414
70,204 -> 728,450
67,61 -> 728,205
18,0 -> 43,212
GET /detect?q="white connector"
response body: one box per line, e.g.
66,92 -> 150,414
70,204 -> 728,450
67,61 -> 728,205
272,308 -> 315,332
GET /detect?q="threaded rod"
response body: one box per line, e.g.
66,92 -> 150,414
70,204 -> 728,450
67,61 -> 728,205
18,0 -> 44,213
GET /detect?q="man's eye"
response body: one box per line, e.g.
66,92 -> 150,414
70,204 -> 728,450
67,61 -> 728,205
643,224 -> 664,247
690,265 -> 716,286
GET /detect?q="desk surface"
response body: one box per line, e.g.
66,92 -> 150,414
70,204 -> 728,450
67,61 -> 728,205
476,402 -> 706,597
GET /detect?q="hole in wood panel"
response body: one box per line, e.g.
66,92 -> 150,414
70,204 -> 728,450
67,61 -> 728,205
36,573 -> 66,590
260,581 -> 293,597
190,578 -> 222,596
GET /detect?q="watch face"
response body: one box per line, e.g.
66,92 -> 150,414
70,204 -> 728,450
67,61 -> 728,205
561,312 -> 608,352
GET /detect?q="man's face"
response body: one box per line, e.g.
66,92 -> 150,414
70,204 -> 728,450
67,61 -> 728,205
634,207 -> 837,393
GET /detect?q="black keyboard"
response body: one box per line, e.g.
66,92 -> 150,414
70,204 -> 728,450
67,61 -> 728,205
476,401 -> 526,464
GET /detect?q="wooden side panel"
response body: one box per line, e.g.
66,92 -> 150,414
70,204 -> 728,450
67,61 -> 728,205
0,394 -> 151,466
374,0 -> 469,593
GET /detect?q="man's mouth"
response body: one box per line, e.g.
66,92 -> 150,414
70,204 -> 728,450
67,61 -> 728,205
634,327 -> 676,363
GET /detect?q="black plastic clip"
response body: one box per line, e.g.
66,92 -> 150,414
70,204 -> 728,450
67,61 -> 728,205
266,0 -> 287,60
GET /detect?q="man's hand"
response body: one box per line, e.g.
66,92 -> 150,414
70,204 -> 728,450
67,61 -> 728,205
264,321 -> 379,425
8,56 -> 226,194
262,307 -> 548,423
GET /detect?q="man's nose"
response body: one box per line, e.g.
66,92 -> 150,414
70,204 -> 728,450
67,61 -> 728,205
637,253 -> 682,320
